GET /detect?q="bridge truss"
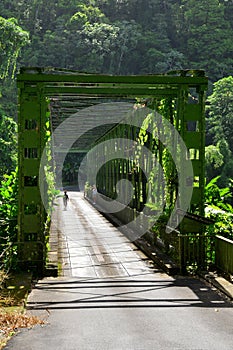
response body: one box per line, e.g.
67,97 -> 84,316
17,68 -> 208,273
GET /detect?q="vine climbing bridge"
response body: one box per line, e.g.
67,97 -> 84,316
16,67 -> 208,274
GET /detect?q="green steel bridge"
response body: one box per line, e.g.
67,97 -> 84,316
16,67 -> 209,274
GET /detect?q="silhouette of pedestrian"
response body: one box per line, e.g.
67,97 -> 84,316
63,190 -> 69,210
92,185 -> 97,204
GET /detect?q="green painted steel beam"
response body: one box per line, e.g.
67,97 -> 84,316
22,85 -> 179,97
44,87 -> 179,96
17,71 -> 208,87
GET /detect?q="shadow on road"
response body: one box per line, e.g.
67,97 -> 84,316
27,276 -> 232,310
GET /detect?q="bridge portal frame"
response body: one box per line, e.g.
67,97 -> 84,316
17,67 -> 208,273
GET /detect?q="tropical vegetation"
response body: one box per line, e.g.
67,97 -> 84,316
1,0 -> 233,270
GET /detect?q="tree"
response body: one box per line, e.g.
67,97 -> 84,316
0,170 -> 18,269
66,4 -> 143,74
205,144 -> 224,182
206,76 -> 233,185
0,113 -> 17,181
207,76 -> 233,151
108,20 -> 143,74
143,48 -> 185,73
0,16 -> 29,79
172,0 -> 233,80
64,4 -> 115,72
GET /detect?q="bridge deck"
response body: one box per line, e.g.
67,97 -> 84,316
5,192 -> 233,350
51,191 -> 162,279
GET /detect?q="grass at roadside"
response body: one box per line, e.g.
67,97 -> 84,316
0,271 -> 45,349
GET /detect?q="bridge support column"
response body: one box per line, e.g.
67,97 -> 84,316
17,84 -> 48,273
178,84 -> 206,271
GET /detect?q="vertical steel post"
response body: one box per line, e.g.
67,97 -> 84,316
178,81 -> 206,271
17,83 -> 47,273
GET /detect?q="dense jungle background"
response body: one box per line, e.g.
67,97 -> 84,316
1,0 -> 233,269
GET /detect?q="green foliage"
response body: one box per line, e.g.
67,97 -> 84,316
43,104 -> 60,215
70,3 -> 106,25
0,16 -> 29,79
0,78 -> 18,119
0,114 -> 17,181
136,99 -> 177,219
0,14 -> 24,269
0,0 -> 233,80
1,0 -> 233,271
206,76 -> 233,185
207,76 -> 233,148
172,0 -> 233,80
205,144 -> 224,182
205,176 -> 233,241
0,0 -> 233,82
0,171 -> 18,233
0,170 -> 18,270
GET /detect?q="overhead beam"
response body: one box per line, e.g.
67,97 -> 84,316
17,68 -> 208,86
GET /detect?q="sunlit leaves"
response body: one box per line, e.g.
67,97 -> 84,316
206,76 -> 233,185
205,176 -> 233,240
0,169 -> 18,262
0,114 -> 17,181
0,16 -> 29,79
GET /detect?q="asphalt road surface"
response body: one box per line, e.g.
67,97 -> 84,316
5,192 -> 233,350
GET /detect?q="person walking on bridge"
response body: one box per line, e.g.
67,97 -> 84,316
92,185 -> 97,204
63,190 -> 69,210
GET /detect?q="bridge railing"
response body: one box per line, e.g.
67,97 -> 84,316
215,235 -> 233,275
85,190 -> 216,273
